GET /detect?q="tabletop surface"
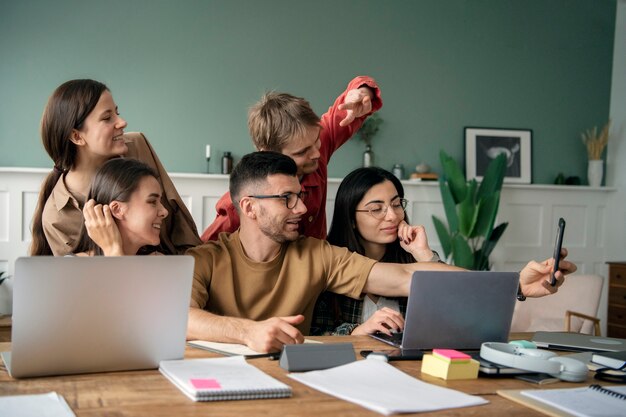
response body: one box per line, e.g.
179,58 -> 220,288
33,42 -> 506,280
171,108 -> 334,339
0,334 -> 606,417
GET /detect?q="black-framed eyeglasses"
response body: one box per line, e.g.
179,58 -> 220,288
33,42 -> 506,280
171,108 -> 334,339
247,191 -> 307,209
355,198 -> 408,220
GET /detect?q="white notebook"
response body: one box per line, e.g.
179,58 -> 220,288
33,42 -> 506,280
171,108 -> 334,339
187,339 -> 322,358
159,356 -> 292,401
520,385 -> 626,417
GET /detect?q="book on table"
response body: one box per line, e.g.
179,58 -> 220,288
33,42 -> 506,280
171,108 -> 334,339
159,356 -> 292,401
591,350 -> 626,370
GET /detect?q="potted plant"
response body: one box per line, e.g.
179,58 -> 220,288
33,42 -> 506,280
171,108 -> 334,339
357,114 -> 383,167
581,121 -> 610,187
431,150 -> 508,270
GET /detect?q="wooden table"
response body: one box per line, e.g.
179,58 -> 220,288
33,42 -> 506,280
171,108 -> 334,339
0,316 -> 10,343
0,335 -> 600,417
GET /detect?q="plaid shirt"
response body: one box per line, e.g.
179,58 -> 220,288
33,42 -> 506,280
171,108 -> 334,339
310,292 -> 408,335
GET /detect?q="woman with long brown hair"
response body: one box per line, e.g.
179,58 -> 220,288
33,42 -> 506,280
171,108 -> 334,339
30,79 -> 201,256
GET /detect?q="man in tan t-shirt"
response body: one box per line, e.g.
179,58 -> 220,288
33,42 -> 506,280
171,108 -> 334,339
186,152 -> 576,353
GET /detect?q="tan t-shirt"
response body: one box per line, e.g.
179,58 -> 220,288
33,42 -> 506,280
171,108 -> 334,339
186,231 -> 376,335
41,132 -> 202,256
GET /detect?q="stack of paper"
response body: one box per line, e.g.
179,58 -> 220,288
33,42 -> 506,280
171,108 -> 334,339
0,392 -> 75,417
288,358 -> 487,415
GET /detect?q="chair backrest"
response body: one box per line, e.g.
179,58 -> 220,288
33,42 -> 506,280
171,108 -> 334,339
510,274 -> 604,335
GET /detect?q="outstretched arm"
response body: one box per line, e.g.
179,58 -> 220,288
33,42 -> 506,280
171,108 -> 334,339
82,199 -> 124,256
187,307 -> 305,353
364,248 -> 577,299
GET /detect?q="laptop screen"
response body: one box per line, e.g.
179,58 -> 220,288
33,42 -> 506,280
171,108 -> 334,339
7,256 -> 194,378
372,270 -> 519,350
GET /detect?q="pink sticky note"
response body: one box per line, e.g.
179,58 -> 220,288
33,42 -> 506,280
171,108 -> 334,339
432,349 -> 470,362
190,378 -> 222,389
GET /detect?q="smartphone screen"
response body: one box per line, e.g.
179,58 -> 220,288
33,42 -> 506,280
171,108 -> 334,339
551,217 -> 566,286
360,349 -> 424,361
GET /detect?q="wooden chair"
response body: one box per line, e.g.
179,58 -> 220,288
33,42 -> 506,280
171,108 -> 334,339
510,274 -> 604,336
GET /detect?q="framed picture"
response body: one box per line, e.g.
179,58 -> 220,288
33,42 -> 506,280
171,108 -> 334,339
465,127 -> 532,184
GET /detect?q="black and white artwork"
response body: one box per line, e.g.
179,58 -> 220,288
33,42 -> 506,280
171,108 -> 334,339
465,128 -> 532,184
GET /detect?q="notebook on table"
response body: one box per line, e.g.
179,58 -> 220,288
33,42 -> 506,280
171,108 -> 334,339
371,270 -> 519,350
2,256 -> 194,378
532,331 -> 626,352
159,356 -> 292,401
498,385 -> 626,417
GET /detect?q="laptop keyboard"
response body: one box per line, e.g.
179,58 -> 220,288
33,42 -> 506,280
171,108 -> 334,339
373,331 -> 403,344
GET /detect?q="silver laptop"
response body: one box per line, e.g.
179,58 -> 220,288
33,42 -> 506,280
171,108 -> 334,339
371,271 -> 519,350
2,256 -> 194,378
532,331 -> 626,352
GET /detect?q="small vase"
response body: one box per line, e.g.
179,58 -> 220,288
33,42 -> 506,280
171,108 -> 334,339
363,145 -> 373,167
587,159 -> 603,187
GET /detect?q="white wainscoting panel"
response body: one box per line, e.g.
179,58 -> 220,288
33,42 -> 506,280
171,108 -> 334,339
0,168 -> 620,334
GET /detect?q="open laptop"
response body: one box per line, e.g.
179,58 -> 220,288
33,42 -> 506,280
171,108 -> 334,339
532,331 -> 626,352
1,256 -> 194,378
371,270 -> 519,350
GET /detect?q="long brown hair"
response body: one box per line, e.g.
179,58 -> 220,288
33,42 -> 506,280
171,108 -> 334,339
72,158 -> 158,256
30,79 -> 108,255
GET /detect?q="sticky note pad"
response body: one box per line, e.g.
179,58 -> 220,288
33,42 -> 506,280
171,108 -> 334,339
190,378 -> 222,389
421,354 -> 479,380
432,349 -> 471,363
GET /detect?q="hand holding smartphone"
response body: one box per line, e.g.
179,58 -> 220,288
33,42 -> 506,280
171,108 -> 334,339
551,218 -> 566,286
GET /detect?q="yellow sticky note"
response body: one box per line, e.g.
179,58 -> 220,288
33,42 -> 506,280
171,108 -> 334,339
421,354 -> 479,380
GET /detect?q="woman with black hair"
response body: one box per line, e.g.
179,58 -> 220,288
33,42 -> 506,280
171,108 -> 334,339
311,167 -> 440,336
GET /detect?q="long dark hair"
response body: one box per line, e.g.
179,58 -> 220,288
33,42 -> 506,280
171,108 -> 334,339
30,79 -> 109,255
327,167 -> 415,264
72,158 -> 158,256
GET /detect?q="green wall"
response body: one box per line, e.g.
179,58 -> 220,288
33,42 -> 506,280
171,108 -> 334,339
0,0 -> 615,183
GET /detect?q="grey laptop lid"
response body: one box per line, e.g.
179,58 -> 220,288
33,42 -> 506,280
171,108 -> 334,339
532,331 -> 626,352
371,270 -> 519,350
3,256 -> 194,378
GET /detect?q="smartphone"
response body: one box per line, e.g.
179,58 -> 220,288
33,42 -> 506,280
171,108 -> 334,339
551,217 -> 566,286
360,349 -> 424,361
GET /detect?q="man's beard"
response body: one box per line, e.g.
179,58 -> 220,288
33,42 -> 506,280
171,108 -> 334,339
258,206 -> 299,244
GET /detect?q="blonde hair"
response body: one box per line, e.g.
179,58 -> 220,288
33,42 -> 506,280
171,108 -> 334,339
248,92 -> 321,152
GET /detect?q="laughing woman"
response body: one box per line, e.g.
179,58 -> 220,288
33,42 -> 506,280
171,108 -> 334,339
73,158 -> 168,256
30,79 -> 201,256
311,167 -> 441,336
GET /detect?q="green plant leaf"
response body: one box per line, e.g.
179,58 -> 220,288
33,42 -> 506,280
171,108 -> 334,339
438,179 -> 459,233
439,150 -> 467,203
451,235 -> 474,269
458,191 -> 479,237
357,114 -> 383,145
475,222 -> 509,270
477,153 -> 506,199
471,192 -> 500,238
432,216 -> 452,258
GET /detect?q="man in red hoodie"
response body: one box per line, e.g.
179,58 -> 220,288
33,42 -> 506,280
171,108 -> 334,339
200,76 -> 382,241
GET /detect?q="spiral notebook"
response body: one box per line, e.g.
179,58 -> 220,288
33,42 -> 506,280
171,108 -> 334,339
498,385 -> 626,417
159,356 -> 292,401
